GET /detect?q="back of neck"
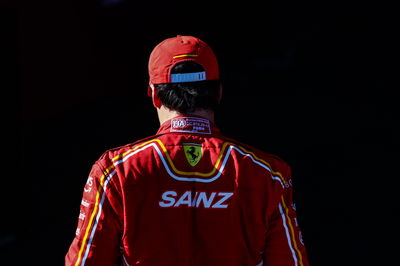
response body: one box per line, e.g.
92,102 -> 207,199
157,106 -> 215,125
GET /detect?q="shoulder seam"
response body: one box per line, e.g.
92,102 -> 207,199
214,136 -> 289,165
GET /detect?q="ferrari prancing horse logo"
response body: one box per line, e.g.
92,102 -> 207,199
183,143 -> 202,167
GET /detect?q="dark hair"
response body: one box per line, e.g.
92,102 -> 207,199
154,61 -> 220,114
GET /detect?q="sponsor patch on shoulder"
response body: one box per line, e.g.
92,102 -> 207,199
170,117 -> 211,134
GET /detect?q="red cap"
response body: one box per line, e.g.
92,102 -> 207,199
148,35 -> 219,84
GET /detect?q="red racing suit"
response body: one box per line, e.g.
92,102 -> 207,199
66,116 -> 309,266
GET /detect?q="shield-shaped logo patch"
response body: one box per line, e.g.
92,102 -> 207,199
183,143 -> 203,167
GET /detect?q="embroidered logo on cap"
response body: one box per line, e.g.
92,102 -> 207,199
170,117 -> 211,134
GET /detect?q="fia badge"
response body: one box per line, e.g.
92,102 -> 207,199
170,117 -> 211,134
183,143 -> 203,167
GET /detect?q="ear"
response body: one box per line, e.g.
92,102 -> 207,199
149,83 -> 162,108
217,84 -> 223,104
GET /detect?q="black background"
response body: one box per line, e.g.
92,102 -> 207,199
3,0 -> 399,265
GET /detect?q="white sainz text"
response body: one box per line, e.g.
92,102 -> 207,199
159,191 -> 234,209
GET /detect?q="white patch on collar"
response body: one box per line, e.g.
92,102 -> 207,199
170,117 -> 211,134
